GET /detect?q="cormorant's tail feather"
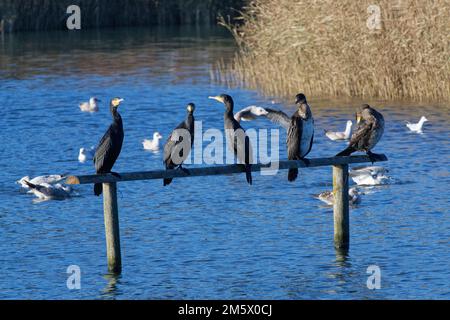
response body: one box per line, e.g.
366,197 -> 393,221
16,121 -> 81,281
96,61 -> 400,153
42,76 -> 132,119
94,183 -> 102,196
163,178 -> 173,186
288,168 -> 298,182
336,146 -> 356,157
245,164 -> 252,185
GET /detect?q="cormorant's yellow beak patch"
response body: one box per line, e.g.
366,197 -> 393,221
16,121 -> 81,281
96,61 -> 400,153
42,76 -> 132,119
187,104 -> 195,112
208,96 -> 224,103
112,98 -> 124,107
356,113 -> 362,124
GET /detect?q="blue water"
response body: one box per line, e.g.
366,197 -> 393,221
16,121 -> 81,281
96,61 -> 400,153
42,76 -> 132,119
0,27 -> 449,299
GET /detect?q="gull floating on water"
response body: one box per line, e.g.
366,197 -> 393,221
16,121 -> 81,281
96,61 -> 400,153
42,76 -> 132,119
142,132 -> 163,151
23,180 -> 72,201
406,116 -> 428,133
350,165 -> 390,186
234,105 -> 269,123
316,187 -> 361,206
324,120 -> 352,141
17,174 -> 66,189
79,97 -> 100,113
78,146 -> 96,163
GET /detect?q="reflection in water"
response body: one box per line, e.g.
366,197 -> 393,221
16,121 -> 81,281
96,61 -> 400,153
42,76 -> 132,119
101,272 -> 122,300
331,248 -> 351,287
0,26 -> 235,81
335,247 -> 349,266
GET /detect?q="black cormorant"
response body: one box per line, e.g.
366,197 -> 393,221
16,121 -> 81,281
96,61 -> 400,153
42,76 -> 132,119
208,94 -> 253,185
259,93 -> 314,182
336,104 -> 384,161
93,97 -> 125,196
163,103 -> 195,186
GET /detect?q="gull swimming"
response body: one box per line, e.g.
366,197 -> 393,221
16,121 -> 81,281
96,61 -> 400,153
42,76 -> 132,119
142,132 -> 163,151
406,116 -> 428,133
350,166 -> 390,186
234,105 -> 269,123
17,174 -> 66,189
316,187 -> 361,206
79,97 -> 100,113
78,146 -> 96,163
324,120 -> 352,141
23,180 -> 72,201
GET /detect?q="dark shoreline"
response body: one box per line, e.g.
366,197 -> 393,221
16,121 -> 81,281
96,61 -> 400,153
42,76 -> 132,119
0,0 -> 244,33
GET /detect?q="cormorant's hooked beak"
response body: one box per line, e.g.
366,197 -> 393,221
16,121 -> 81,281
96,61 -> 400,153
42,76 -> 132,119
356,112 -> 362,124
111,98 -> 124,107
208,96 -> 224,104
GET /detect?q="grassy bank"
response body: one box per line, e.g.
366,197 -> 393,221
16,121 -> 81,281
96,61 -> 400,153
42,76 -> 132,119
0,0 -> 244,32
214,0 -> 450,102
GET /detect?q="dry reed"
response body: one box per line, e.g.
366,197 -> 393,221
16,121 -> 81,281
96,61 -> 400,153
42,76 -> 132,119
213,0 -> 450,102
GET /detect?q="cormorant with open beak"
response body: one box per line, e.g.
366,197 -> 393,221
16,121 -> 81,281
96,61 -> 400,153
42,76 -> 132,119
163,103 -> 195,186
336,104 -> 384,161
93,97 -> 125,196
208,94 -> 253,185
259,93 -> 314,182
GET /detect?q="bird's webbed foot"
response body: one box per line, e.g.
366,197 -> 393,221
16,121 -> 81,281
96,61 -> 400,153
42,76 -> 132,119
366,151 -> 383,163
301,158 -> 311,166
177,165 -> 190,175
110,172 -> 122,179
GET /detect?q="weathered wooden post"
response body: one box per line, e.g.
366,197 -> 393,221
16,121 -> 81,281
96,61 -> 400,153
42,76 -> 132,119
102,182 -> 122,274
332,164 -> 350,249
65,154 -> 387,271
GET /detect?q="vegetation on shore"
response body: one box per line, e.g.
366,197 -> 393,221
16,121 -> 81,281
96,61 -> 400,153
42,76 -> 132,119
0,0 -> 244,32
214,0 -> 450,102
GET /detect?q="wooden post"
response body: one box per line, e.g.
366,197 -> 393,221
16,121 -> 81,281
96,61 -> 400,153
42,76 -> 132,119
102,182 -> 122,273
63,155 -> 387,272
333,164 -> 349,249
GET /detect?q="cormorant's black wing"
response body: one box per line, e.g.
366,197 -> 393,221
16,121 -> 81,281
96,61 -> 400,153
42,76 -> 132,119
287,117 -> 302,160
264,108 -> 291,130
94,126 -> 114,172
348,121 -> 372,149
163,119 -> 189,167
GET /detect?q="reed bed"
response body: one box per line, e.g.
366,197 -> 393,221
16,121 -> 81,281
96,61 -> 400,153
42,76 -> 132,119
213,0 -> 450,102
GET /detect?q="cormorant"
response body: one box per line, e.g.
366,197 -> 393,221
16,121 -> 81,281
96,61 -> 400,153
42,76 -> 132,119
336,104 -> 384,161
324,120 -> 353,141
93,97 -> 125,196
163,103 -> 195,186
208,94 -> 253,185
259,93 -> 314,182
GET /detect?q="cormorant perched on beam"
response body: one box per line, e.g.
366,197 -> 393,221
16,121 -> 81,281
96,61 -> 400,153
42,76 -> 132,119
163,103 -> 195,186
336,104 -> 384,162
259,93 -> 314,182
208,94 -> 253,185
93,97 -> 124,196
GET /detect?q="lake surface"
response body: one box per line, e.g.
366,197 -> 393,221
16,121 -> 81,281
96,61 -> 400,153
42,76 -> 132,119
0,26 -> 449,299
